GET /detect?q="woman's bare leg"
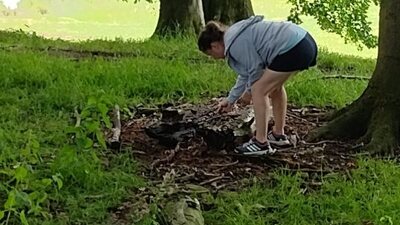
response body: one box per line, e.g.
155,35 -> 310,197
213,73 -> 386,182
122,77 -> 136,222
270,86 -> 287,135
251,69 -> 293,143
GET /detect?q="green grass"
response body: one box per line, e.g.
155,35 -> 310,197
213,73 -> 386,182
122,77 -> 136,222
0,0 -> 158,40
287,49 -> 374,107
204,159 -> 400,225
0,0 -> 379,58
0,30 -> 393,225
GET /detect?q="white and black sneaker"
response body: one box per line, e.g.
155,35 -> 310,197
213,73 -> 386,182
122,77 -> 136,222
267,131 -> 291,147
235,138 -> 276,156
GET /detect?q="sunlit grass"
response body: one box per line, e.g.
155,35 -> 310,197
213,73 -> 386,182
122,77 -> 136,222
0,31 -> 393,225
1,0 -> 378,58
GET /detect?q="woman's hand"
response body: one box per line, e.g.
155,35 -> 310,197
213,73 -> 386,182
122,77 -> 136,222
217,98 -> 233,113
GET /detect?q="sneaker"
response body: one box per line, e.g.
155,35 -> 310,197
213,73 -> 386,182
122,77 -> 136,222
267,131 -> 291,147
234,138 -> 276,156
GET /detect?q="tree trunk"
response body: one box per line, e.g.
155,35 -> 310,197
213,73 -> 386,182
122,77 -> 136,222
310,0 -> 400,155
153,0 -> 205,37
202,0 -> 254,25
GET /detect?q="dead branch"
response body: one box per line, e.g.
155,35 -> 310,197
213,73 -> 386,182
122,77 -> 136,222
274,147 -> 296,152
151,143 -> 181,169
132,150 -> 146,155
267,157 -> 302,167
279,166 -> 338,173
215,181 -> 238,191
199,174 -> 226,186
209,160 -> 239,167
287,112 -> 316,126
241,163 -> 268,171
109,105 -> 122,149
322,75 -> 370,81
300,140 -> 344,146
175,173 -> 196,182
199,170 -> 222,177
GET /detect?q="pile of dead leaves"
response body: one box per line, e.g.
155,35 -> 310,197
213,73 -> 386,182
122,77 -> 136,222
107,99 -> 362,224
118,99 -> 358,190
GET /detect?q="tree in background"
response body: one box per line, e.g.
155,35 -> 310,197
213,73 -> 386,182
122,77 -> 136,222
289,0 -> 399,155
151,0 -> 254,36
202,0 -> 254,25
154,0 -> 205,36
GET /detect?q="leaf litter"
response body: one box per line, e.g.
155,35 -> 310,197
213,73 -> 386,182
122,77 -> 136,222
108,99 -> 359,224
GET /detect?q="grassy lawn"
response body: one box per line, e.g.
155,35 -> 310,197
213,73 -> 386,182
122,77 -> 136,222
204,159 -> 400,225
2,30 -> 398,225
1,0 -> 378,58
0,2 -> 397,224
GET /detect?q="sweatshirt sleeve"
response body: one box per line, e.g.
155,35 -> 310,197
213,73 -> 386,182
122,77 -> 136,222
227,74 -> 247,104
229,36 -> 265,86
246,81 -> 252,93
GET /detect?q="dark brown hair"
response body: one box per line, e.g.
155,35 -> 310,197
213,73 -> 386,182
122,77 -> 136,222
198,21 -> 227,52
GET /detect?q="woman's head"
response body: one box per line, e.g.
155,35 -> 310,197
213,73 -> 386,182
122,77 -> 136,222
198,21 -> 226,59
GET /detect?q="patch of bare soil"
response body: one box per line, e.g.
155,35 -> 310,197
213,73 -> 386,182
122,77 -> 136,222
1,45 -> 133,60
108,99 -> 359,224
118,99 -> 358,187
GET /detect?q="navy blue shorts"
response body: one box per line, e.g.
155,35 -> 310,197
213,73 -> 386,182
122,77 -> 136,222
268,33 -> 318,72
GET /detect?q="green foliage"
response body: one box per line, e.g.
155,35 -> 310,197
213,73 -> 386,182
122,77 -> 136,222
0,131 -> 63,225
69,95 -> 113,150
287,0 -> 379,49
0,92 -> 116,224
51,95 -> 111,190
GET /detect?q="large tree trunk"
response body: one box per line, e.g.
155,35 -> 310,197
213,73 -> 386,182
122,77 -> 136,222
202,0 -> 254,25
310,0 -> 400,155
153,0 -> 205,37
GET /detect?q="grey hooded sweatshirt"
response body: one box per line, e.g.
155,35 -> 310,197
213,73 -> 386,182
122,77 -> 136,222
224,16 -> 307,104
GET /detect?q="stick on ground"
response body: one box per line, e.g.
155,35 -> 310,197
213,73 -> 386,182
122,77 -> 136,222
110,105 -> 122,149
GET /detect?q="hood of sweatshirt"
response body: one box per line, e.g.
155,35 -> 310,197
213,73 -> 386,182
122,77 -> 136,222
224,15 -> 264,56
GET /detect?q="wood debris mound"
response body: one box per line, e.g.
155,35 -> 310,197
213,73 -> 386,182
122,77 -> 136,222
118,99 -> 358,192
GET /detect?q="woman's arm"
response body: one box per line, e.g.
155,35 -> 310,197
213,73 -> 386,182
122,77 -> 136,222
227,74 -> 247,104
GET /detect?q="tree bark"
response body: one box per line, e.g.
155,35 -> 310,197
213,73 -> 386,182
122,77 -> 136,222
153,0 -> 205,37
310,0 -> 400,155
202,0 -> 254,25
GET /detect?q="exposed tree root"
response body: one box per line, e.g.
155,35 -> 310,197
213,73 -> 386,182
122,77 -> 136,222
363,107 -> 399,156
308,94 -> 400,155
307,97 -> 372,141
